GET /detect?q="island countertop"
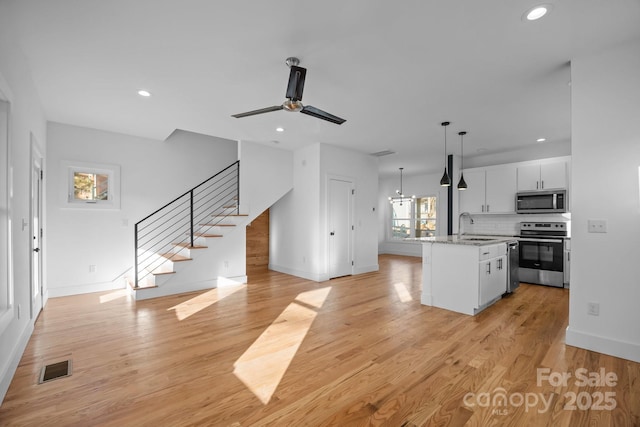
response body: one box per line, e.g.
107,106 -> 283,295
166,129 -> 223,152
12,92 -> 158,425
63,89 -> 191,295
405,235 -> 517,246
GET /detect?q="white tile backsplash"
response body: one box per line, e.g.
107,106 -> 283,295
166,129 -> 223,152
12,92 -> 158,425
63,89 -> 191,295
461,213 -> 571,237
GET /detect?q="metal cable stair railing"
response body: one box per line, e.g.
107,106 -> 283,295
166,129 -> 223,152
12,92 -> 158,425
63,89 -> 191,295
133,161 -> 240,288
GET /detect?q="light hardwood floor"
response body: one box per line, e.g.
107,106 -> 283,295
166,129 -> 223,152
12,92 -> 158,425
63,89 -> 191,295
0,255 -> 638,426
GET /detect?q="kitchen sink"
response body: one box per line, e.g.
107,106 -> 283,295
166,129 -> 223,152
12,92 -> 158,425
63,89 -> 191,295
461,237 -> 496,241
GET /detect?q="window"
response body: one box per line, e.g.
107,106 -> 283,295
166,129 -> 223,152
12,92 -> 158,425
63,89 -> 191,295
390,196 -> 437,239
63,161 -> 120,209
73,172 -> 109,201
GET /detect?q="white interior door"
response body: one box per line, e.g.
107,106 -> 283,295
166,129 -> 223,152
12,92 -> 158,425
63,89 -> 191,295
328,178 -> 353,279
31,137 -> 43,320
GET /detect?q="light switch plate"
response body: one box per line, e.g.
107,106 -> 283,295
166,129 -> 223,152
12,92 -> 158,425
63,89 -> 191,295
588,219 -> 607,233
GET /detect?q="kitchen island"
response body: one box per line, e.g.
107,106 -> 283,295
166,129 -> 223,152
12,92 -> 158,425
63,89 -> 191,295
407,236 -> 515,315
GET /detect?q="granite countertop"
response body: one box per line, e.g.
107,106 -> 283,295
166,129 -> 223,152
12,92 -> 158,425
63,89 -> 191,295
405,234 -> 518,246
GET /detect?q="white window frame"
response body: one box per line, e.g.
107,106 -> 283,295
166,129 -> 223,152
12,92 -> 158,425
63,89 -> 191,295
389,195 -> 438,240
0,95 -> 13,334
62,160 -> 120,209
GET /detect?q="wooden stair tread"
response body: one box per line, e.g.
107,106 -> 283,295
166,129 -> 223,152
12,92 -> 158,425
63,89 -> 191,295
172,242 -> 208,249
126,279 -> 158,290
194,233 -> 223,238
159,253 -> 192,262
151,270 -> 175,276
199,223 -> 236,227
211,214 -> 248,217
134,284 -> 158,289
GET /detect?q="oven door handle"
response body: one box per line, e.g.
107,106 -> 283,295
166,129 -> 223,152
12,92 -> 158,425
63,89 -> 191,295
519,238 -> 564,243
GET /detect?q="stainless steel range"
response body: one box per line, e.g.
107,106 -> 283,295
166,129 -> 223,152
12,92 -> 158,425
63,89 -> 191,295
518,222 -> 568,288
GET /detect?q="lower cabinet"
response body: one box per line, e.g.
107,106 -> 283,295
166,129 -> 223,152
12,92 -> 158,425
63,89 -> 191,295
479,253 -> 507,307
424,242 -> 508,315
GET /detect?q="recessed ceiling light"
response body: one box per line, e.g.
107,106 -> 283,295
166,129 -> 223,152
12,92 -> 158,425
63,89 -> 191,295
523,4 -> 553,21
137,90 -> 151,97
537,138 -> 547,142
276,127 -> 284,132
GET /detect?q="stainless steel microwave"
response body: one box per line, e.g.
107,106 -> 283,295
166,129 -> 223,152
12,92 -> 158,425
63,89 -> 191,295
516,190 -> 567,214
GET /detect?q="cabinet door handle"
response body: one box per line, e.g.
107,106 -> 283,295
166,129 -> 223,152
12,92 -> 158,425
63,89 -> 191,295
487,204 -> 490,212
541,180 -> 544,189
536,181 -> 539,189
487,263 -> 491,274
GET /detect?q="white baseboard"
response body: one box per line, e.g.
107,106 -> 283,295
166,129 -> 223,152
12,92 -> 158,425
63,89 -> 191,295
47,280 -> 124,298
268,264 -> 323,282
565,326 -> 640,363
421,293 -> 433,306
132,275 -> 247,300
269,264 -> 381,282
354,264 -> 379,275
0,321 -> 34,405
379,248 -> 422,257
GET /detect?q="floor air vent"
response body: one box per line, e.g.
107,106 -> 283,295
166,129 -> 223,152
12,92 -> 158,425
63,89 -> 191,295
38,360 -> 72,384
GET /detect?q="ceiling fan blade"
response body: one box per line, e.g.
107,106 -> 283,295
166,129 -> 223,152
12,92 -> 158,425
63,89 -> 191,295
285,65 -> 306,101
300,105 -> 346,125
231,105 -> 283,118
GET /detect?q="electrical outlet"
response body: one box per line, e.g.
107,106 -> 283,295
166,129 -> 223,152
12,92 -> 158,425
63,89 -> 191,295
588,219 -> 607,233
89,264 -> 96,273
587,302 -> 600,316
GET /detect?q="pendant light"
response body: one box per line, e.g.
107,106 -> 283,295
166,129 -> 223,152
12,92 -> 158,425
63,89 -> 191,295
457,131 -> 468,190
388,167 -> 415,205
439,121 -> 451,186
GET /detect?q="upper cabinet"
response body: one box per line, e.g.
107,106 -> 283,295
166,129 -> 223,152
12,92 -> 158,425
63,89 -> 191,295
459,156 -> 570,215
459,164 -> 517,214
517,159 -> 568,191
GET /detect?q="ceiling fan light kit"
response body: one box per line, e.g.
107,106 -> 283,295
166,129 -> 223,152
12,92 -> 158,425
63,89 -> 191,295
232,57 -> 346,125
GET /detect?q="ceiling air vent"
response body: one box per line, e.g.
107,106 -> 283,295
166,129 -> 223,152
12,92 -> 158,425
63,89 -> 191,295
370,150 -> 396,157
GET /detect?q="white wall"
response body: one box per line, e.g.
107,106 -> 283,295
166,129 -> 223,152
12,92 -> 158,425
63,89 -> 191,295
46,123 -> 237,297
270,144 -> 321,280
239,140 -> 293,221
566,38 -> 640,362
464,140 -> 571,169
0,3 -> 48,402
270,143 -> 378,281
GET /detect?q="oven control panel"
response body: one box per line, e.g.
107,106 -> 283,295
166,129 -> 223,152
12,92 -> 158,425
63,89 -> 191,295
519,222 -> 567,237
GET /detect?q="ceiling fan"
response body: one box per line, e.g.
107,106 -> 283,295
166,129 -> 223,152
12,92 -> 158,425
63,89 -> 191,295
231,57 -> 346,125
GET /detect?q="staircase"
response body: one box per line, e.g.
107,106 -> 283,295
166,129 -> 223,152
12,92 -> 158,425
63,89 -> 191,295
129,161 -> 248,299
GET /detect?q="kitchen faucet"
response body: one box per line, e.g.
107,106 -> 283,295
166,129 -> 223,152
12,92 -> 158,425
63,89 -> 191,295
458,212 -> 474,238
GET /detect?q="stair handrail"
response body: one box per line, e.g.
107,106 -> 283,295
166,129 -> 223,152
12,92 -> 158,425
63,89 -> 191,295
134,160 -> 240,288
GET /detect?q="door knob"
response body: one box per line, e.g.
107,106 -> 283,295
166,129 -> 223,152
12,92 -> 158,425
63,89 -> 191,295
33,248 -> 40,253
330,232 -> 335,236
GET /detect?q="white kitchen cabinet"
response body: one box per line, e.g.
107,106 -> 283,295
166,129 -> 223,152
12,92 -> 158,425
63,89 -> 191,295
459,169 -> 486,213
479,250 -> 507,307
459,165 -> 516,213
485,166 -> 517,213
517,160 -> 567,191
423,241 -> 508,315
